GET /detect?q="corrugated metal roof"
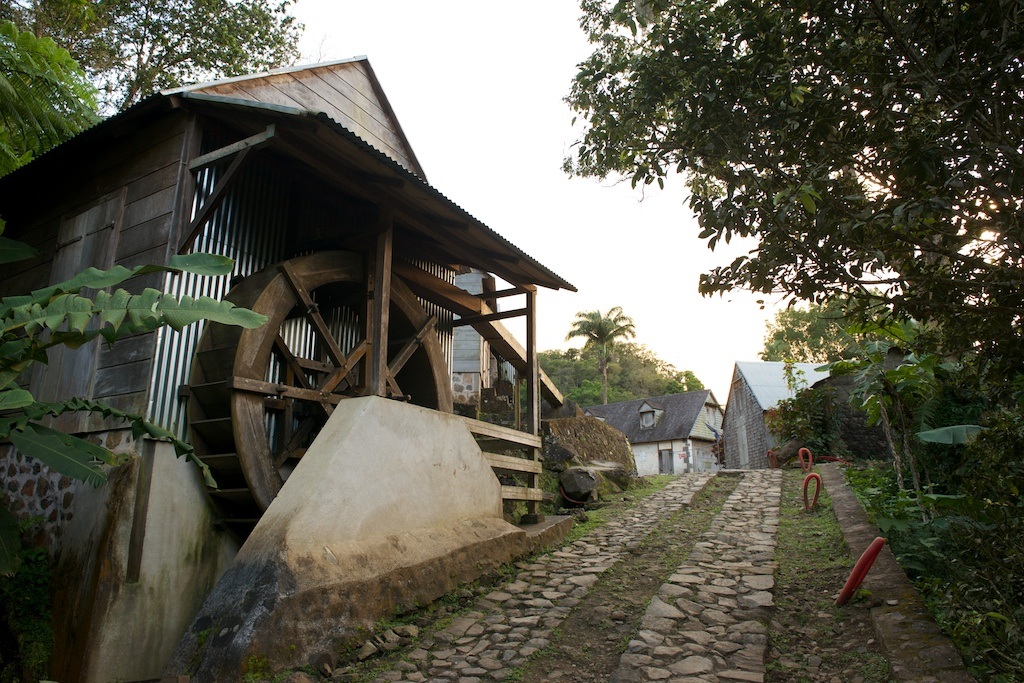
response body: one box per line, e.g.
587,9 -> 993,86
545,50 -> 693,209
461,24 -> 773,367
0,68 -> 576,292
734,361 -> 830,410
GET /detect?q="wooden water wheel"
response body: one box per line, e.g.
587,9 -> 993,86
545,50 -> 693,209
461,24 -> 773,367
187,251 -> 453,537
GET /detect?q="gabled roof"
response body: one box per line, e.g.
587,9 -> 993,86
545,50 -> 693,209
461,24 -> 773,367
165,57 -> 426,179
733,361 -> 830,411
0,63 -> 575,293
585,391 -> 721,444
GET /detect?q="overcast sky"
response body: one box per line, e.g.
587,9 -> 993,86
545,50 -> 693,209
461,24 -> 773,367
292,1 -> 786,401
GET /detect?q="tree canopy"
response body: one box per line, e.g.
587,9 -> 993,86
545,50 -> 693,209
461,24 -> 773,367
540,342 -> 704,407
0,19 -> 98,174
2,0 -> 302,110
567,0 -> 1024,388
761,299 -> 860,363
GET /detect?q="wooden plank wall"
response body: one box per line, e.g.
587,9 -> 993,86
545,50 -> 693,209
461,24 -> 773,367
192,62 -> 421,175
0,114 -> 191,429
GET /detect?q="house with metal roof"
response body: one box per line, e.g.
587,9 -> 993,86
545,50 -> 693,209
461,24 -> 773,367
722,361 -> 830,469
0,58 -> 575,681
584,391 -> 723,476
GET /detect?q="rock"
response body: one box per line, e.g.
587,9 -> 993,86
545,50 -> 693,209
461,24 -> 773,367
357,641 -> 378,660
560,468 -> 597,503
668,656 -> 714,675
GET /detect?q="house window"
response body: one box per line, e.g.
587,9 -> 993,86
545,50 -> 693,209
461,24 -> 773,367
640,410 -> 655,428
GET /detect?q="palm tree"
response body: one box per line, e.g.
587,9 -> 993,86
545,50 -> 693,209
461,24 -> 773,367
565,306 -> 636,404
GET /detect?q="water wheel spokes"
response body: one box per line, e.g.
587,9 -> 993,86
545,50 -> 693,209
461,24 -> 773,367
187,251 -> 452,538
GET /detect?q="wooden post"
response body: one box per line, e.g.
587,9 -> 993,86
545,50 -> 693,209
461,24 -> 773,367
368,209 -> 393,397
525,286 -> 539,436
523,286 -> 543,523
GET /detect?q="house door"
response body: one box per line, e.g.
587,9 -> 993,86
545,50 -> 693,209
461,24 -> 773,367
658,449 -> 674,474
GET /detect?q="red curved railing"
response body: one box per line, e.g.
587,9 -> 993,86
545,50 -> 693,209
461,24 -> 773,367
836,536 -> 887,606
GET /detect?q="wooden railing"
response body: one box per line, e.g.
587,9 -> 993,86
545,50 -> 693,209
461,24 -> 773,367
460,416 -> 544,518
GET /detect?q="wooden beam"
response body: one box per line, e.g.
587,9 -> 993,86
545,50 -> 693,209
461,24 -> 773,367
460,415 -> 542,448
478,249 -> 521,264
368,218 -> 394,396
479,286 -> 528,299
500,486 -> 545,502
188,124 -> 276,171
394,260 -> 564,407
484,452 -> 543,474
526,288 -> 539,436
451,308 -> 527,327
387,315 -> 436,378
178,145 -> 252,253
227,376 -> 345,404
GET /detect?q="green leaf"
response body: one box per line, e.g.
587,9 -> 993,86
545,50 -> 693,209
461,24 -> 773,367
916,424 -> 984,445
0,388 -> 34,410
0,504 -> 20,575
165,253 -> 236,276
0,236 -> 38,264
8,423 -> 111,485
156,294 -> 267,330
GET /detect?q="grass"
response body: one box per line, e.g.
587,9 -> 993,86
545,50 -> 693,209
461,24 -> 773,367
766,468 -> 893,682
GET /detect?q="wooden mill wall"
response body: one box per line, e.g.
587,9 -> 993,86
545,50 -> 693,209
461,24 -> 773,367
0,112 -> 192,433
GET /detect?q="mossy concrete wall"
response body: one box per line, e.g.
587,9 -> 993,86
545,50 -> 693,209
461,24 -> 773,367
167,397 -> 525,679
543,417 -> 636,474
16,437 -> 238,683
820,464 -> 974,682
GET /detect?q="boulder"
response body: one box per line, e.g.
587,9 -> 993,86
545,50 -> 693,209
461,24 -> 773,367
559,468 -> 597,504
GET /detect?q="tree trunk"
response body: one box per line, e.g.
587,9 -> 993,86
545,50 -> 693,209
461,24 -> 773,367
600,355 -> 608,404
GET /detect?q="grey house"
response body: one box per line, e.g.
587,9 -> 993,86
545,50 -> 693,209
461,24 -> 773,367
584,391 -> 723,475
722,361 -> 829,469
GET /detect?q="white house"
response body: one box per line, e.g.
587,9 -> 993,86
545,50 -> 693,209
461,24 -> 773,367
584,391 -> 724,475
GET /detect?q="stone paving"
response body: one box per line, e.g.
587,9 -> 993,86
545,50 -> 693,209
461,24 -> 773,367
610,469 -> 783,683
358,474 -> 714,683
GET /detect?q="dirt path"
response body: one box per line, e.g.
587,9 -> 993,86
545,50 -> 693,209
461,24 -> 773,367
517,476 -> 738,682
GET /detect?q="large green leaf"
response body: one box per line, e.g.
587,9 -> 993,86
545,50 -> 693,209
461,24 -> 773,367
8,423 -> 113,486
156,294 -> 266,330
916,425 -> 984,445
4,255 -> 237,312
0,387 -> 33,410
0,235 -> 38,264
3,286 -> 266,341
165,253 -> 235,276
0,505 -> 20,576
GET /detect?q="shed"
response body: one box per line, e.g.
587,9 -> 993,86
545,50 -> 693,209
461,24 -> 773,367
721,361 -> 830,468
0,58 -> 574,681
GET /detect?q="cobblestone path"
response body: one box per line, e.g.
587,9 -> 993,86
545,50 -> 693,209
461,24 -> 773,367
343,471 -> 790,683
365,474 -> 714,683
610,469 -> 782,683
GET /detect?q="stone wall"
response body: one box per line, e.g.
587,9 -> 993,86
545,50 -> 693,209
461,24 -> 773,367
2,444 -> 77,544
543,417 -> 635,474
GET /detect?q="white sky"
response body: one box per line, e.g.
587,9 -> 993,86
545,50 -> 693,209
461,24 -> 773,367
292,1 -> 786,401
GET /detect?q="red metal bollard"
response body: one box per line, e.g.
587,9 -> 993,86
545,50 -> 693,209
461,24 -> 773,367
836,537 -> 887,606
803,472 -> 822,511
798,447 -> 814,473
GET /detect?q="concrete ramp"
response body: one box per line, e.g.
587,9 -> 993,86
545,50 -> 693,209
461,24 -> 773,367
166,396 -> 525,679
